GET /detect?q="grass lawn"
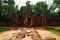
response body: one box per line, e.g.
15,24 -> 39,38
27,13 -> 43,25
47,26 -> 60,35
0,26 -> 10,34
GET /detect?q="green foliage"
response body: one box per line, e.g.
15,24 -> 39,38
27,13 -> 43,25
49,0 -> 60,13
50,13 -> 58,17
56,8 -> 60,18
32,5 -> 36,13
32,2 -> 48,14
20,1 -> 32,14
8,0 -> 15,6
20,6 -> 27,13
47,26 -> 60,35
26,1 -> 30,5
15,5 -> 19,13
20,1 -> 48,14
2,5 -> 8,14
54,0 -> 60,4
49,3 -> 57,13
8,0 -> 15,11
57,8 -> 60,13
0,26 -> 10,33
0,0 -> 19,16
3,0 -> 8,3
0,0 -> 2,14
49,0 -> 60,18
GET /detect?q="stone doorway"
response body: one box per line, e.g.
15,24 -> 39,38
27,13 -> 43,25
24,17 -> 33,27
27,17 -> 31,25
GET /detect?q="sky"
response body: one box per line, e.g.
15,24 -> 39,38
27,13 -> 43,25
14,0 -> 53,10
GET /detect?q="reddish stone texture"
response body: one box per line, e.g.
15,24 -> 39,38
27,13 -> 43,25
0,5 -> 47,27
16,28 -> 41,40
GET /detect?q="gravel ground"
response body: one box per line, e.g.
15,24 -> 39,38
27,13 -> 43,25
0,29 -> 60,40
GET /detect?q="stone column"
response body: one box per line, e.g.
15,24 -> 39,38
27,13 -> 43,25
26,17 -> 27,26
30,18 -> 33,26
23,18 -> 25,26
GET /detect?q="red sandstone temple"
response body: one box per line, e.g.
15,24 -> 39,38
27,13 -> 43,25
19,5 -> 49,27
0,4 -> 49,27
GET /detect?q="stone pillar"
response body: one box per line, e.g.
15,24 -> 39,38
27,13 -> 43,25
30,18 -> 33,26
24,18 -> 25,26
26,17 -> 27,26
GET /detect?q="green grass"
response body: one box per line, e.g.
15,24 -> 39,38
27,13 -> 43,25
47,26 -> 60,35
0,26 -> 10,34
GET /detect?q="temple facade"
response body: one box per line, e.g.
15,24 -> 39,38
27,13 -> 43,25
19,5 -> 47,27
0,4 -> 49,27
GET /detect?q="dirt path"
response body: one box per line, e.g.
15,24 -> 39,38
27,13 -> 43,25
0,30 -> 20,40
37,30 -> 60,40
0,29 -> 60,40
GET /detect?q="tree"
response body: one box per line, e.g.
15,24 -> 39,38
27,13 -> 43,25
53,0 -> 60,8
54,0 -> 60,4
49,0 -> 60,19
20,1 -> 32,14
49,0 -> 60,13
14,5 -> 19,17
1,0 -> 19,15
8,0 -> 15,12
57,8 -> 60,18
32,2 -> 48,14
20,6 -> 27,14
26,1 -> 30,6
0,0 -> 19,23
34,2 -> 48,26
0,0 -> 2,14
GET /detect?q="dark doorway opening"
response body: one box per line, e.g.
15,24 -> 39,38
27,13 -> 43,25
27,17 -> 31,25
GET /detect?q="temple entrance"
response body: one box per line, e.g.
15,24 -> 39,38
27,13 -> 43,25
27,17 -> 31,25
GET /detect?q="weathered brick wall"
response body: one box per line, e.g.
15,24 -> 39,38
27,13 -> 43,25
47,20 -> 60,26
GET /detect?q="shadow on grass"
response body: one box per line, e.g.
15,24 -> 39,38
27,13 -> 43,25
47,26 -> 60,35
0,26 -> 10,34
